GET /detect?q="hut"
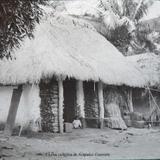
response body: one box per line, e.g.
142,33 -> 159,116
0,14 -> 146,135
127,53 -> 160,125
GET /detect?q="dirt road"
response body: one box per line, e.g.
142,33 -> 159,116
0,128 -> 160,160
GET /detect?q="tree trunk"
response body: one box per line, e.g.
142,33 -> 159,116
98,81 -> 104,129
128,88 -> 134,113
76,80 -> 85,118
76,80 -> 85,128
58,79 -> 64,134
4,85 -> 23,136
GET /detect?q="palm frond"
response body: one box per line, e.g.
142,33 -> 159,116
121,0 -> 136,18
133,0 -> 152,22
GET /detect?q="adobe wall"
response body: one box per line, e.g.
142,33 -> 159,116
0,85 -> 40,126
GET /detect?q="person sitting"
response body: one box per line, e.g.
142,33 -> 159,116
72,116 -> 82,129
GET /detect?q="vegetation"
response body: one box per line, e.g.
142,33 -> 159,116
53,0 -> 156,55
0,0 -> 157,58
0,0 -> 48,59
97,0 -> 155,55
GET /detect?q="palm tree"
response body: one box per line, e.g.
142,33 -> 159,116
1,0 -> 48,136
58,0 -> 154,55
95,0 -> 155,55
0,0 -> 48,59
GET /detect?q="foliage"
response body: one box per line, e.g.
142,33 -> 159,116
0,0 -> 48,59
131,22 -> 156,54
98,0 -> 151,25
106,24 -> 132,53
97,0 -> 155,55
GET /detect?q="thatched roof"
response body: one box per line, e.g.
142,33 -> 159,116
0,15 -> 146,87
127,53 -> 160,87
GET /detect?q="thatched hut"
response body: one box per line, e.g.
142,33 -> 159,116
127,53 -> 160,124
0,15 -> 146,134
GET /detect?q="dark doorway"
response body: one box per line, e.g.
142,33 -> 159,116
132,88 -> 150,115
63,79 -> 76,123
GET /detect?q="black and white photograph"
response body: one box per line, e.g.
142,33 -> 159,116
0,0 -> 160,159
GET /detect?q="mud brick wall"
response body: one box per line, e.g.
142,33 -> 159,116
39,78 -> 59,133
84,82 -> 99,127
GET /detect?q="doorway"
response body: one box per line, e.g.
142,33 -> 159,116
63,79 -> 76,123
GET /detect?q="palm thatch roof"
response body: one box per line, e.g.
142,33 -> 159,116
0,15 -> 146,87
127,53 -> 160,87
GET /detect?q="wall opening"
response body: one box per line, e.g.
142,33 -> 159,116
63,79 -> 76,123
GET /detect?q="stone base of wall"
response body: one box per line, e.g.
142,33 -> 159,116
39,78 -> 59,133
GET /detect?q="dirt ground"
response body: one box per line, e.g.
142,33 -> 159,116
1,127 -> 160,160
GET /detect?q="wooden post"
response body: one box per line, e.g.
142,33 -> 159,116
58,78 -> 64,133
128,88 -> 134,113
4,85 -> 23,136
76,80 -> 85,128
98,81 -> 104,129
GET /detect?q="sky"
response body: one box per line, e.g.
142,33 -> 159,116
50,0 -> 160,21
141,0 -> 160,21
65,0 -> 160,21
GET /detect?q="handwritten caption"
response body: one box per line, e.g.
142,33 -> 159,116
37,152 -> 110,157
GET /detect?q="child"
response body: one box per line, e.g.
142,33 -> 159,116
72,116 -> 82,129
